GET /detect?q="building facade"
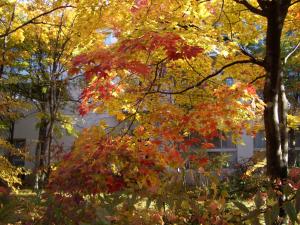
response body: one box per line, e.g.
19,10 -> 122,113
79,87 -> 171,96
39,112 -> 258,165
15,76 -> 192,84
3,110 -> 300,170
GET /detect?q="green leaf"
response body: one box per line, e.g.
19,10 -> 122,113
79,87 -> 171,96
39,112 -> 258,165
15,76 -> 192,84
284,201 -> 298,224
63,123 -> 77,136
94,207 -> 111,225
146,198 -> 152,209
264,204 -> 278,225
42,86 -> 47,93
245,209 -> 261,220
271,204 -> 279,223
254,192 -> 264,209
283,184 -> 294,196
233,201 -> 250,213
264,209 -> 272,225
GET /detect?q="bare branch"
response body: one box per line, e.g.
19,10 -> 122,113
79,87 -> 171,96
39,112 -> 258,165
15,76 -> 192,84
0,5 -> 75,38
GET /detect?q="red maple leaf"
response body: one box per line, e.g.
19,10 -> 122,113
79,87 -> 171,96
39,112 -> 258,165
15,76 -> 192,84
182,45 -> 203,59
201,142 -> 215,149
198,157 -> 209,166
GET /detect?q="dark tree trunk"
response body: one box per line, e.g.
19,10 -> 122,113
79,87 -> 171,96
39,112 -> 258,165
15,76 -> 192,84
263,0 -> 291,222
263,0 -> 290,180
8,121 -> 14,144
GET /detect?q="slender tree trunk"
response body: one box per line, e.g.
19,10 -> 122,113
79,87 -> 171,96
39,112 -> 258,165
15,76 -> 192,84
5,121 -> 15,159
34,117 -> 48,189
8,121 -> 14,144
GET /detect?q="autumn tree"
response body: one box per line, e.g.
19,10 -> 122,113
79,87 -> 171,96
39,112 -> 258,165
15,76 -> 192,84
67,0 -> 300,178
0,0 -> 69,189
40,0 -> 300,223
3,0 -> 107,189
47,0 -> 267,224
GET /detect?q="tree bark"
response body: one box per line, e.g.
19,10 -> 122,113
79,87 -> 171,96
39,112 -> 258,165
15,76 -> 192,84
34,117 -> 48,189
263,0 -> 290,182
8,121 -> 14,144
263,0 -> 291,222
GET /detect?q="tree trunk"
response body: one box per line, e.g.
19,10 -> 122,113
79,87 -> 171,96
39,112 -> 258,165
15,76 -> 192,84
8,121 -> 15,144
263,1 -> 291,222
263,0 -> 289,180
34,117 -> 48,190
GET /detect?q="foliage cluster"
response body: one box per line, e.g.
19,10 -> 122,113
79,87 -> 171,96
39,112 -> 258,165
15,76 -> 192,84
0,0 -> 300,224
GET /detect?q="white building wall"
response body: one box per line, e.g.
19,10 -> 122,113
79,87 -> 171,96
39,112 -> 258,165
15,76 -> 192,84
13,113 -> 39,169
12,110 -> 118,170
237,132 -> 254,162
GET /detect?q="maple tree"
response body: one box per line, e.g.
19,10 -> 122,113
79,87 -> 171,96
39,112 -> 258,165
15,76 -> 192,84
66,0 -> 300,178
0,0 -> 299,223
45,0 -> 300,223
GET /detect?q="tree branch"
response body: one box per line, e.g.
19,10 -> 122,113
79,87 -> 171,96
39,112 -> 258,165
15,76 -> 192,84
290,0 -> 300,6
234,0 -> 265,17
0,5 -> 74,38
284,41 -> 300,64
249,74 -> 266,84
147,59 -> 255,95
184,58 -> 221,86
239,45 -> 265,67
214,0 -> 224,25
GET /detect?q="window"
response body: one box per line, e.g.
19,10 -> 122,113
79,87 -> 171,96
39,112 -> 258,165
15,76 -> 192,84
207,151 -> 238,168
211,133 -> 236,149
9,139 -> 26,167
188,132 -> 236,149
254,130 -> 300,149
254,131 -> 266,149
